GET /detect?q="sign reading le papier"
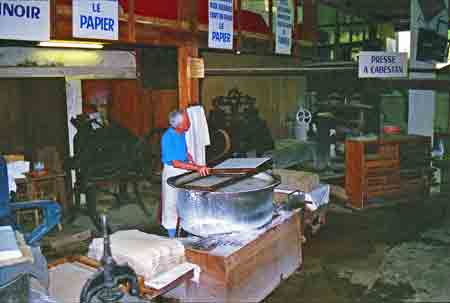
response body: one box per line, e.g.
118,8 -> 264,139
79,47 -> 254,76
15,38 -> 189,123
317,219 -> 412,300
73,0 -> 118,40
208,0 -> 233,50
0,0 -> 50,41
358,52 -> 408,78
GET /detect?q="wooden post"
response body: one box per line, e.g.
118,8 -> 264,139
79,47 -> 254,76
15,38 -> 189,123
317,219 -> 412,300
448,92 -> 450,134
50,0 -> 57,39
177,0 -> 183,25
269,0 -> 274,52
236,0 -> 242,51
293,0 -> 299,56
303,0 -> 318,58
191,0 -> 199,37
128,0 -> 136,42
178,46 -> 200,109
269,0 -> 274,32
335,11 -> 340,60
293,0 -> 298,40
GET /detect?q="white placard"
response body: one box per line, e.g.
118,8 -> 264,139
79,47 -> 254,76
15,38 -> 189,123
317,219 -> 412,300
208,0 -> 233,50
0,0 -> 50,41
358,52 -> 408,78
73,0 -> 118,40
275,0 -> 292,55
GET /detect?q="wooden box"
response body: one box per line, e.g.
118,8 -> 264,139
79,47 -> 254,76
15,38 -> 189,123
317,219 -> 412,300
168,211 -> 303,302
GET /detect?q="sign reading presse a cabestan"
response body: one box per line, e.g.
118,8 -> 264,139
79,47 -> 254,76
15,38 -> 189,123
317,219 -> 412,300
0,0 -> 50,41
275,0 -> 293,55
358,52 -> 408,78
73,0 -> 118,40
208,0 -> 233,50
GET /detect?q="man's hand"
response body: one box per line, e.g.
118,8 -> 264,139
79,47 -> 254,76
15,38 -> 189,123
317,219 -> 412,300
197,165 -> 210,176
187,153 -> 194,164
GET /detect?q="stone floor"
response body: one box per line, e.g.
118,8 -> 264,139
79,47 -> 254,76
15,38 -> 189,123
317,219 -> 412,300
267,193 -> 450,303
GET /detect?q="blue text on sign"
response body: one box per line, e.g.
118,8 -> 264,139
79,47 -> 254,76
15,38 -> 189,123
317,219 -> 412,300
80,15 -> 115,32
371,55 -> 397,64
212,31 -> 231,43
0,2 -> 40,19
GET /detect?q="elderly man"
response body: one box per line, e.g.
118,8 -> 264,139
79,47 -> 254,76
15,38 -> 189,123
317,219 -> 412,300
161,110 -> 210,238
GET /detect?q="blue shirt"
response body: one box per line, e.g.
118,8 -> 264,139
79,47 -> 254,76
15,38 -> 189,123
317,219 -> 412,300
161,128 -> 188,165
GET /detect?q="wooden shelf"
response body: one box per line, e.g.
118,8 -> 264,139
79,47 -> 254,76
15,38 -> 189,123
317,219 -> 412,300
345,135 -> 431,209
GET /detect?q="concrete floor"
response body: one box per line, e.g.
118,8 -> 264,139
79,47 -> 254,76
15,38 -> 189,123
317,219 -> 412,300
267,193 -> 450,303
49,187 -> 450,303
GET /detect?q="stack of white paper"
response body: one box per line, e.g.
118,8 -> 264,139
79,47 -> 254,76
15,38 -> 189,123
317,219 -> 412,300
0,226 -> 22,262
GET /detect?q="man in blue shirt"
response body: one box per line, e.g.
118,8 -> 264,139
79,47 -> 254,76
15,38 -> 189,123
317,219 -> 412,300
161,110 -> 209,238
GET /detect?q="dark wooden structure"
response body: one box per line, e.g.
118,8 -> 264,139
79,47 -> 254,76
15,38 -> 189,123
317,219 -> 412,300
345,135 -> 431,209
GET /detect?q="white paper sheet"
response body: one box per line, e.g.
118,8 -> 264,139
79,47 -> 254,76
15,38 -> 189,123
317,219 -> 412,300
214,158 -> 271,170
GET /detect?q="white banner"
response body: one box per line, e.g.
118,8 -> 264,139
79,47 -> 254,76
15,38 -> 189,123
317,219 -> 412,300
208,0 -> 233,50
275,0 -> 292,55
73,0 -> 118,40
358,52 -> 408,78
0,0 -> 50,41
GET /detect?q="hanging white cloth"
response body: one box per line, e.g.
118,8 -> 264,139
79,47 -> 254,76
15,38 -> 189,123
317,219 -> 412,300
185,106 -> 211,166
161,165 -> 187,230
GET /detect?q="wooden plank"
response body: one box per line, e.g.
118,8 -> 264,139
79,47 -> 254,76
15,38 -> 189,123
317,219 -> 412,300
365,159 -> 399,170
345,140 -> 365,209
49,230 -> 92,251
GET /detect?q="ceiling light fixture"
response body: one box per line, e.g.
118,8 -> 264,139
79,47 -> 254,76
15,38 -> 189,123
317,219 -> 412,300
38,40 -> 104,49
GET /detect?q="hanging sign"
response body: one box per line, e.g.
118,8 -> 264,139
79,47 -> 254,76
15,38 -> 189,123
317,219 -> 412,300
0,0 -> 50,41
188,57 -> 205,79
73,0 -> 119,40
275,0 -> 293,55
208,0 -> 233,50
358,52 -> 408,78
411,0 -> 448,63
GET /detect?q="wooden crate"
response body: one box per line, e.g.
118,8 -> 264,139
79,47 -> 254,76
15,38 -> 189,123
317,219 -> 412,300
169,211 -> 303,302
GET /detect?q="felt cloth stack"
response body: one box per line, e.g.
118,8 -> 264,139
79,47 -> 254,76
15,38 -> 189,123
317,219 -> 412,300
88,230 -> 186,283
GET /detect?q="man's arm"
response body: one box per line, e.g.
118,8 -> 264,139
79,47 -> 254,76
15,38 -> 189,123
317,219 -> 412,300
172,160 -> 210,176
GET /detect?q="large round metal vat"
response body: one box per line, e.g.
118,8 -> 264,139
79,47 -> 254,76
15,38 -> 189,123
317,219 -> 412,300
168,172 -> 280,237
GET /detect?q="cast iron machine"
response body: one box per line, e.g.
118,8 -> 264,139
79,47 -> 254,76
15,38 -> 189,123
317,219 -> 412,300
80,214 -> 141,303
208,88 -> 274,159
67,114 -> 159,230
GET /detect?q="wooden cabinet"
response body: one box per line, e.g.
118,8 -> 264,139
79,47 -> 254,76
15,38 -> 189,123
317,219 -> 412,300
345,135 -> 431,209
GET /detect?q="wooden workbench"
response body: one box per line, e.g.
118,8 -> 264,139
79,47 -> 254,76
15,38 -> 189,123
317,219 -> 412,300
166,210 -> 303,302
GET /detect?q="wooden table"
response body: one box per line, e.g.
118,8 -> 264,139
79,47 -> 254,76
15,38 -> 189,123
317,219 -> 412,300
15,171 -> 66,230
16,171 -> 67,208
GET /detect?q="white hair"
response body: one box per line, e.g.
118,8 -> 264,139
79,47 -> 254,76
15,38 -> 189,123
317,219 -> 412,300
169,111 -> 183,128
